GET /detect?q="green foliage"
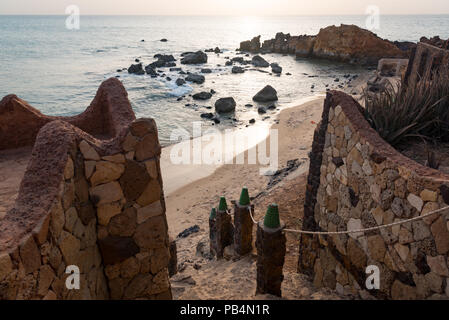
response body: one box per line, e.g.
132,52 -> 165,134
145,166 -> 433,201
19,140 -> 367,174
364,68 -> 449,147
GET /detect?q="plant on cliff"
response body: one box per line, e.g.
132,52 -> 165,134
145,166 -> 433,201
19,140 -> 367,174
364,67 -> 449,147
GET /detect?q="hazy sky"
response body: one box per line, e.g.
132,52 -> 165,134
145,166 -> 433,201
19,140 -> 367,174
1,0 -> 449,15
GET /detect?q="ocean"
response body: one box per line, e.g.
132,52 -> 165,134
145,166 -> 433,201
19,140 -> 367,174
1,15 -> 449,145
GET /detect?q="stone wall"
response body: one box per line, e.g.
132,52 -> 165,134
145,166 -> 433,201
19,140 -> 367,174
404,42 -> 449,86
299,91 -> 449,300
0,78 -> 172,300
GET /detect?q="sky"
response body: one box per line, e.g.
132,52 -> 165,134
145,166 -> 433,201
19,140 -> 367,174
1,0 -> 449,15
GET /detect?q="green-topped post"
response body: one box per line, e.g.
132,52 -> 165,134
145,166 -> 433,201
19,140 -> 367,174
256,204 -> 286,297
234,187 -> 254,256
213,196 -> 233,259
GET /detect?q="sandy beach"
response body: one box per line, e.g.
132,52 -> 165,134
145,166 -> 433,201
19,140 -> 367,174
164,96 -> 353,300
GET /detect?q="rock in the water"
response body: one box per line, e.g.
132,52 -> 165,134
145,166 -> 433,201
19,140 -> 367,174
181,51 -> 208,64
215,97 -> 236,114
154,54 -> 175,62
225,60 -> 233,66
176,78 -> 186,86
249,119 -> 256,124
258,107 -> 267,114
201,68 -> 212,74
145,65 -> 157,76
253,85 -> 278,102
232,66 -> 245,74
160,38 -> 168,42
251,55 -> 269,67
128,63 -> 145,75
271,63 -> 282,74
185,74 -> 205,84
193,92 -> 212,100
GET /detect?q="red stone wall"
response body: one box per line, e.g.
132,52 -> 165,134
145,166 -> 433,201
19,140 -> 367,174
0,79 -> 172,300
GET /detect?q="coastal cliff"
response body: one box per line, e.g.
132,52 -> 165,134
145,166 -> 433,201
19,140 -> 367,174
240,24 -> 409,65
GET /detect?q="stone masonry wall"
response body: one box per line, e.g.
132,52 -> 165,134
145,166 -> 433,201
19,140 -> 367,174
0,78 -> 172,300
299,91 -> 449,300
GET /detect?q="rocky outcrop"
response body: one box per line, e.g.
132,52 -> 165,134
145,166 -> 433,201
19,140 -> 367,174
420,36 -> 449,50
312,24 -> 407,65
295,35 -> 317,58
239,36 -> 261,53
240,25 -> 410,66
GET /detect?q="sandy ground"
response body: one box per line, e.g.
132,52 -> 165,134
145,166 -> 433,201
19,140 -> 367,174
0,147 -> 31,220
165,97 -> 357,300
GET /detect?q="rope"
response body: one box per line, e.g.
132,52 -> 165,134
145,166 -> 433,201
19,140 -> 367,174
282,206 -> 449,235
249,206 -> 258,224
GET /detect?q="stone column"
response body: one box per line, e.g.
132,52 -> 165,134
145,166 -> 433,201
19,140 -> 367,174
234,187 -> 254,256
256,204 -> 286,297
214,197 -> 233,259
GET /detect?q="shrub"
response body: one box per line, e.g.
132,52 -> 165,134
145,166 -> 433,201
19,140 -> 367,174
363,68 -> 449,147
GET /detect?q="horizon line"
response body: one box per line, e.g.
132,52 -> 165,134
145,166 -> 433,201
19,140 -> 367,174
1,13 -> 449,16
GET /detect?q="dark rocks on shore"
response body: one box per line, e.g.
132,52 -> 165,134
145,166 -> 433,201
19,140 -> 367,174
225,61 -> 233,66
181,51 -> 208,64
193,92 -> 212,100
270,63 -> 282,74
185,74 -> 205,84
128,63 -> 145,75
251,55 -> 269,67
201,68 -> 212,74
258,107 -> 267,114
232,57 -> 244,64
176,78 -> 186,86
201,113 -> 215,119
215,97 -> 236,114
232,66 -> 245,74
253,85 -> 278,102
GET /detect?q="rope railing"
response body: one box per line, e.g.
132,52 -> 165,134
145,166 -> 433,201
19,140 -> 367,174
249,203 -> 449,236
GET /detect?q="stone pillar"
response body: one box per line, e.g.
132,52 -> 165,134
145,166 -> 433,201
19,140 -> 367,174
256,204 -> 286,297
214,197 -> 233,259
234,187 -> 254,256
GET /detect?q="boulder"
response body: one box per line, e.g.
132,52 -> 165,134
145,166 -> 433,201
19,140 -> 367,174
193,92 -> 212,100
251,55 -> 269,67
181,51 -> 208,64
154,54 -> 176,63
253,85 -> 278,102
215,97 -> 236,114
232,66 -> 245,74
176,78 -> 186,86
128,63 -> 145,75
312,24 -> 407,65
185,74 -> 205,84
271,63 -> 282,74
